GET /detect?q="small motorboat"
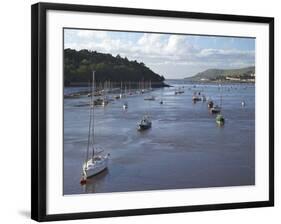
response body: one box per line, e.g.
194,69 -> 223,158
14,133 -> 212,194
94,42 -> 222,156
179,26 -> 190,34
216,114 -> 225,126
210,105 -> 221,114
192,95 -> 202,102
94,98 -> 103,106
175,88 -> 184,95
137,116 -> 152,131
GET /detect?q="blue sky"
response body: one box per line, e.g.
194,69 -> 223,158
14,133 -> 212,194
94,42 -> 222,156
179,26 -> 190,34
64,29 -> 255,79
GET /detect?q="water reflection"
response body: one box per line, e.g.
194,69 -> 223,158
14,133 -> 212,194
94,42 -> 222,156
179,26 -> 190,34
83,169 -> 109,193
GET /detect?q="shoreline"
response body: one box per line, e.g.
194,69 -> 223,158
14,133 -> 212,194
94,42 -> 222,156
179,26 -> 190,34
184,80 -> 255,84
65,82 -> 171,88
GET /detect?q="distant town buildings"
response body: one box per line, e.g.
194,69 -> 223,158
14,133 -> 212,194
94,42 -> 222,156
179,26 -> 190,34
225,72 -> 255,82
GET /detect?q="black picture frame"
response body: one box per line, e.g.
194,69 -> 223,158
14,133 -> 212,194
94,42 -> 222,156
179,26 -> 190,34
31,2 -> 274,222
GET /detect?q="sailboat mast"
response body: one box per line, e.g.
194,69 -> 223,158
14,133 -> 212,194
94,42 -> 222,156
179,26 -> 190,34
91,71 -> 95,157
85,71 -> 95,162
220,83 -> 222,108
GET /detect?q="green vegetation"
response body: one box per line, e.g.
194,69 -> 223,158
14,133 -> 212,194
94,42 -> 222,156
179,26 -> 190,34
64,49 -> 166,86
186,66 -> 255,82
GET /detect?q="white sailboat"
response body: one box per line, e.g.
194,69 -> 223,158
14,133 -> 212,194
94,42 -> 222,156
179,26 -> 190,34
123,102 -> 128,110
119,81 -> 124,99
80,71 -> 109,184
122,82 -> 128,110
101,82 -> 109,107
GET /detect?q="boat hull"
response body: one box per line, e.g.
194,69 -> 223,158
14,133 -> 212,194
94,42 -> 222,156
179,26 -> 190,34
192,97 -> 201,102
216,115 -> 225,125
138,123 -> 151,131
210,106 -> 221,114
83,155 -> 109,178
216,120 -> 225,125
211,109 -> 220,114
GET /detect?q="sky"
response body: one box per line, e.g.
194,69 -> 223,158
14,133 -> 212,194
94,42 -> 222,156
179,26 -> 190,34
64,29 -> 255,79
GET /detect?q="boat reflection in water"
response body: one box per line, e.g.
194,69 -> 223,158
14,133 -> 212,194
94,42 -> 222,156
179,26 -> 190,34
82,169 -> 109,193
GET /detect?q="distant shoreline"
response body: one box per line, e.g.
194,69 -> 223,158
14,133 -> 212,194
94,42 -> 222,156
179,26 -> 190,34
64,80 -> 255,87
65,81 -> 171,88
184,80 -> 255,84
184,66 -> 255,84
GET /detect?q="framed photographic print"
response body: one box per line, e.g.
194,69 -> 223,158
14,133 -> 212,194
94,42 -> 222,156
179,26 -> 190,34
31,2 -> 274,222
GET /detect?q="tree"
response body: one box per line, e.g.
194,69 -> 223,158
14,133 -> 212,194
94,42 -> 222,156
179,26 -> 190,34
64,48 -> 166,86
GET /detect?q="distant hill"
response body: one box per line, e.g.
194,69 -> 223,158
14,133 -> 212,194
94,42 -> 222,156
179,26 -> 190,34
185,66 -> 255,82
64,49 -> 167,87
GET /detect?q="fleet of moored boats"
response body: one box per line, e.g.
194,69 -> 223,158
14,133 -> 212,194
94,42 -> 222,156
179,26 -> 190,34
78,71 -> 246,184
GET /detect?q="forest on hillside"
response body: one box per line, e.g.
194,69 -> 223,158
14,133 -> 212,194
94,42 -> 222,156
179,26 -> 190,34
64,49 -> 166,87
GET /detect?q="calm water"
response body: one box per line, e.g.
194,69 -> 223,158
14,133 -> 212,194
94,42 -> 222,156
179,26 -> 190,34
63,80 -> 255,195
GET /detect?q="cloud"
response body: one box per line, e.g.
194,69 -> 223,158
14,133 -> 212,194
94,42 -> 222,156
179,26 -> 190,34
198,48 -> 254,58
64,29 -> 255,78
165,35 -> 186,54
76,30 -> 108,39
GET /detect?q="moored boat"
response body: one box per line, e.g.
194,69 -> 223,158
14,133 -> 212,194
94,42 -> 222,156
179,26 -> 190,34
210,105 -> 221,114
80,71 -> 110,185
94,98 -> 108,106
123,102 -> 128,109
137,115 -> 152,131
82,153 -> 109,179
192,95 -> 201,102
208,100 -> 214,108
144,95 -> 155,100
102,100 -> 109,107
216,114 -> 225,125
175,88 -> 184,95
